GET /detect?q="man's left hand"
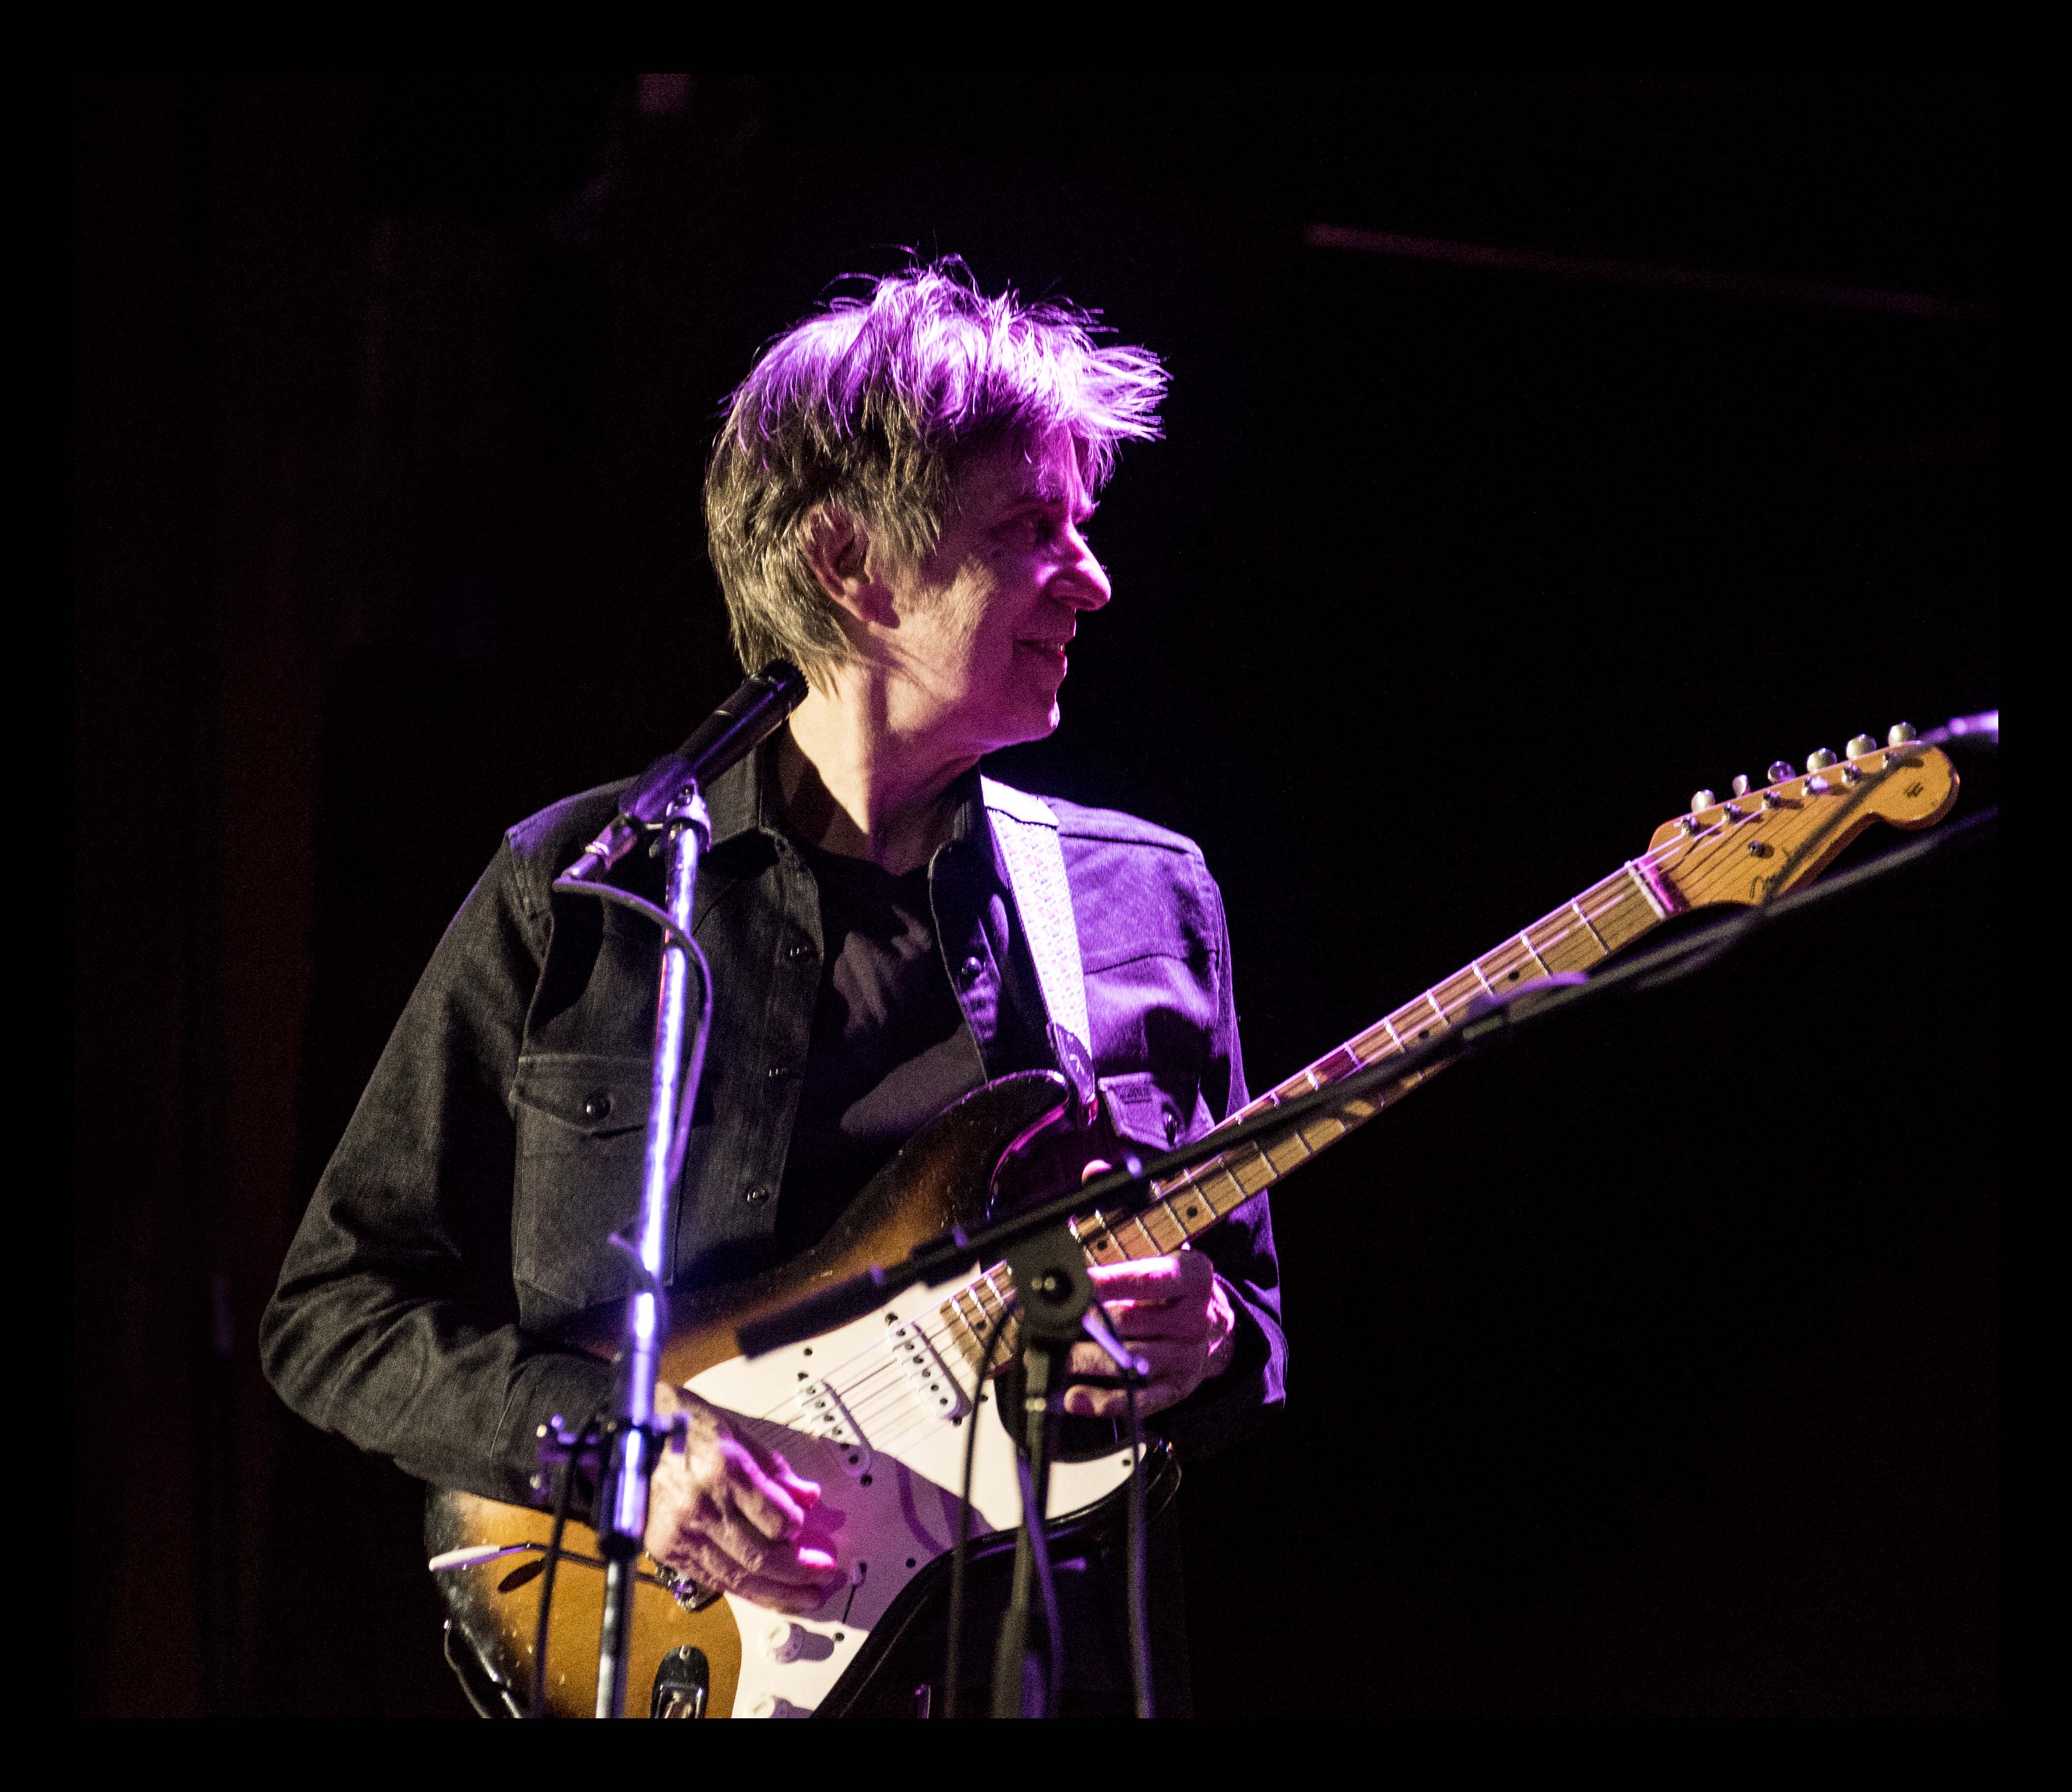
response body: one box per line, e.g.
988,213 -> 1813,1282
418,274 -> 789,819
1063,1249 -> 1238,1419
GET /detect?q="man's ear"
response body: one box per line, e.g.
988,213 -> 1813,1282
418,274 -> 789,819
800,504 -> 895,626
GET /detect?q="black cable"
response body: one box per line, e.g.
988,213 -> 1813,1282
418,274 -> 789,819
664,939 -> 712,1190
552,875 -> 700,956
1122,1377 -> 1152,1719
530,1408 -> 603,1721
942,1298 -> 1016,1718
1011,1442 -> 1066,1716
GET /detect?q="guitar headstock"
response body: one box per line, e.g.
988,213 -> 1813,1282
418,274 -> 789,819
1646,726 -> 1959,910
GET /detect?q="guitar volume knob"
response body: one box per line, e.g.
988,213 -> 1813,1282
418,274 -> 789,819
761,1620 -> 807,1664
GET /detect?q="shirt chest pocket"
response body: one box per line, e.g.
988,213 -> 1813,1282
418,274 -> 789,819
510,1054 -> 653,1318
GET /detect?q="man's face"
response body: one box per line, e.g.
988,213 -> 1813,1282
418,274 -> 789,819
878,433 -> 1111,755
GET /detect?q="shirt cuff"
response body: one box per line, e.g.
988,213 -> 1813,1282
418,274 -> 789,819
496,1349 -> 617,1510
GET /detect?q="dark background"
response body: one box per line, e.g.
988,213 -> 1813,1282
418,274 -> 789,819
74,77 -> 1994,1717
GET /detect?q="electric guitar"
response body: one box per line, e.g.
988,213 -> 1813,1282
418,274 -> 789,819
428,730 -> 1959,1717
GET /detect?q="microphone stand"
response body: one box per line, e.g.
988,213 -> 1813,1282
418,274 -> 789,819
985,1227 -> 1147,1718
536,660 -> 804,1717
588,781 -> 708,1719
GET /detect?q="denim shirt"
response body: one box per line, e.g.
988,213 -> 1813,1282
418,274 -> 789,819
261,746 -> 1285,1508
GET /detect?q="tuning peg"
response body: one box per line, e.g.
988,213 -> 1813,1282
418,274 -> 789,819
1806,748 -> 1838,772
1690,789 -> 1717,813
1767,760 -> 1795,784
1887,722 -> 1917,747
1845,734 -> 1877,759
1731,774 -> 1751,798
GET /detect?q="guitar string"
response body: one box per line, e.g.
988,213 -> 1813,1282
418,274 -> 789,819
777,911 -> 1736,1446
750,802 -> 1759,1425
766,1300 -> 1017,1441
755,1344 -> 977,1464
777,808 -> 1747,1422
837,1303 -> 1072,1457
734,786 -> 1849,1432
741,1262 -> 1022,1421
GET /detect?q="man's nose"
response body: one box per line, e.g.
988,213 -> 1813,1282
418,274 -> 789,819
1053,525 -> 1111,611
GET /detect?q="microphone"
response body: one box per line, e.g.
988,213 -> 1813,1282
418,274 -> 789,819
559,660 -> 808,885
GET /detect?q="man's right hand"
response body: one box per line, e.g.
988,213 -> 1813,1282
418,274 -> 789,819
642,1381 -> 845,1614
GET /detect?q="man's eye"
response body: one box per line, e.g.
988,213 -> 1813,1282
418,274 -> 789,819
1000,510 -> 1072,548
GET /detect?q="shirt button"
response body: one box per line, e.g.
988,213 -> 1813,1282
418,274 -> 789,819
581,1091 -> 613,1123
786,943 -> 813,961
1164,1112 -> 1179,1146
766,1064 -> 793,1080
957,954 -> 984,987
744,1186 -> 771,1206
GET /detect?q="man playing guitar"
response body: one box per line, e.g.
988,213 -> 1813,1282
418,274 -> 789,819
262,262 -> 1286,1714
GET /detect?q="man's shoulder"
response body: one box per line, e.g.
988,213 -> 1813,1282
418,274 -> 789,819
1045,794 -> 1204,865
503,779 -> 636,878
984,778 -> 1206,867
983,783 -> 1220,940
989,784 -> 1230,987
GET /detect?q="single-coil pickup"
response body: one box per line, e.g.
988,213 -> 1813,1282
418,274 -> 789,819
794,1380 -> 871,1479
887,1320 -> 970,1422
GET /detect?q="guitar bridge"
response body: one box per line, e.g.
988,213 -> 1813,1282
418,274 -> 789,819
887,1319 -> 970,1422
793,1379 -> 872,1478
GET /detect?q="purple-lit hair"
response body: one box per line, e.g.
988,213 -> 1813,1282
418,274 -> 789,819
705,261 -> 1167,679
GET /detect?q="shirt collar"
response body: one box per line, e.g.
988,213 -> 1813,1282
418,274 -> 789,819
701,733 -> 782,851
701,737 -> 995,876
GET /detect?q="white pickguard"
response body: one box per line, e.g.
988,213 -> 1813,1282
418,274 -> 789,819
689,1298 -> 1139,1719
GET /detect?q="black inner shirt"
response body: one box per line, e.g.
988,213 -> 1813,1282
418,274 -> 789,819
773,840 -> 985,1260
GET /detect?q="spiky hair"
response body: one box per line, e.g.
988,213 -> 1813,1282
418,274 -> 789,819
705,261 -> 1167,679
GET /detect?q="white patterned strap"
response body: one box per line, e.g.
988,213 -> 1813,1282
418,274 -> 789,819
979,776 -> 1092,1059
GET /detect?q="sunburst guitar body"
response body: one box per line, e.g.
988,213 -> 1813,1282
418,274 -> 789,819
429,1071 -> 1146,1719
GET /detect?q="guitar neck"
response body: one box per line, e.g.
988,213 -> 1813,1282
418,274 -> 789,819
937,852 -> 1684,1361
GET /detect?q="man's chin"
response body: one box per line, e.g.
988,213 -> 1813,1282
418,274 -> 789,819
976,699 -> 1064,756
1021,698 -> 1065,742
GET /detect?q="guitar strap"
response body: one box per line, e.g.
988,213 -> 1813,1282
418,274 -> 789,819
979,777 -> 1097,1113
